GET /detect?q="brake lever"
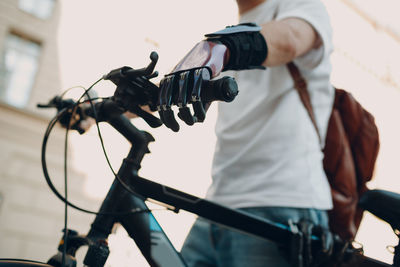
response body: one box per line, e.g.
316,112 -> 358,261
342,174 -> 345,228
122,51 -> 159,79
37,96 -> 63,109
103,52 -> 163,129
38,96 -> 88,134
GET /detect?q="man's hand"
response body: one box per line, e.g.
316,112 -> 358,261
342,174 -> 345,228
158,39 -> 230,132
157,67 -> 214,132
157,68 -> 238,132
158,23 -> 267,132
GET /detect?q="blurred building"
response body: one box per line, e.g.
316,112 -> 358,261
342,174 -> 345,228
0,0 -> 97,262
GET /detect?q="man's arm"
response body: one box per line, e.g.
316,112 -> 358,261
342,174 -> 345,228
261,18 -> 321,67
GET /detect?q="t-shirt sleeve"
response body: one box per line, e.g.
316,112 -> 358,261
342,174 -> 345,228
275,0 -> 333,69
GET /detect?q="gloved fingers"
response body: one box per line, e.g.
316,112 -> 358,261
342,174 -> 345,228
177,70 -> 196,126
177,106 -> 196,125
191,68 -> 210,123
177,71 -> 190,107
192,102 -> 205,122
158,67 -> 212,131
163,109 -> 180,132
158,76 -> 180,132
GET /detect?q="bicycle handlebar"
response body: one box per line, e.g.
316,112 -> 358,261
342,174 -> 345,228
38,51 -> 238,133
202,76 -> 238,103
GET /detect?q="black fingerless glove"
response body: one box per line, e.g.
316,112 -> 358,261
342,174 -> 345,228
205,23 -> 268,71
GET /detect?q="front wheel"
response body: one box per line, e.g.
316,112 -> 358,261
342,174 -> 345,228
0,259 -> 54,266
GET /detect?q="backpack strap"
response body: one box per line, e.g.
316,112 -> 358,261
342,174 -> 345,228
286,62 -> 322,145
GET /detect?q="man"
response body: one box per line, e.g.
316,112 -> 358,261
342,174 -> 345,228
161,0 -> 335,266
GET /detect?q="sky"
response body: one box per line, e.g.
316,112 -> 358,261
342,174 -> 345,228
56,0 -> 400,265
348,0 -> 400,36
57,0 -> 238,265
56,0 -> 239,201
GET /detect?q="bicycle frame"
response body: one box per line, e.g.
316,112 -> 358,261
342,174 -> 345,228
68,111 -> 291,266
3,98 -> 392,267
84,145 -> 292,267
62,111 -> 392,267
1,54 -> 395,266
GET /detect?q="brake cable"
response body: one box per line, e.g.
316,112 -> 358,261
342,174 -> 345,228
41,79 -> 164,216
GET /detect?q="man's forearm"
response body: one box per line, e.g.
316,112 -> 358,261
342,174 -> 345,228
261,18 -> 320,67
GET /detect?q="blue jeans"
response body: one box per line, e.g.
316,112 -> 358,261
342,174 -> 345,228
180,207 -> 329,267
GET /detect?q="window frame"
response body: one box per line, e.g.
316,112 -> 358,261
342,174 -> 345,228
18,0 -> 56,20
0,31 -> 42,108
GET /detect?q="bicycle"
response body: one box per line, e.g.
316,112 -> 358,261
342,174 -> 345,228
0,52 -> 399,267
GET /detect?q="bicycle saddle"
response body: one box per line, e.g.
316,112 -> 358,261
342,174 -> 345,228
359,189 -> 400,231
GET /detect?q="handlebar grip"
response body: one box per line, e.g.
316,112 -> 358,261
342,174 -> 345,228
201,76 -> 238,103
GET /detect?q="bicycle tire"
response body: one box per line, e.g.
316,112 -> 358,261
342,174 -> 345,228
0,259 -> 53,266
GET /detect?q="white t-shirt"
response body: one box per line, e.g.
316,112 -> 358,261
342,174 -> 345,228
206,0 -> 334,210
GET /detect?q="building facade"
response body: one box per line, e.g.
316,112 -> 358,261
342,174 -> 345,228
0,0 -> 98,262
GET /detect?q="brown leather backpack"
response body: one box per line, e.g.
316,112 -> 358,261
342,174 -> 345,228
287,62 -> 380,241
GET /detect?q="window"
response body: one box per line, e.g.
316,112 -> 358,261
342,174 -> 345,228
19,0 -> 56,20
0,33 -> 41,108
